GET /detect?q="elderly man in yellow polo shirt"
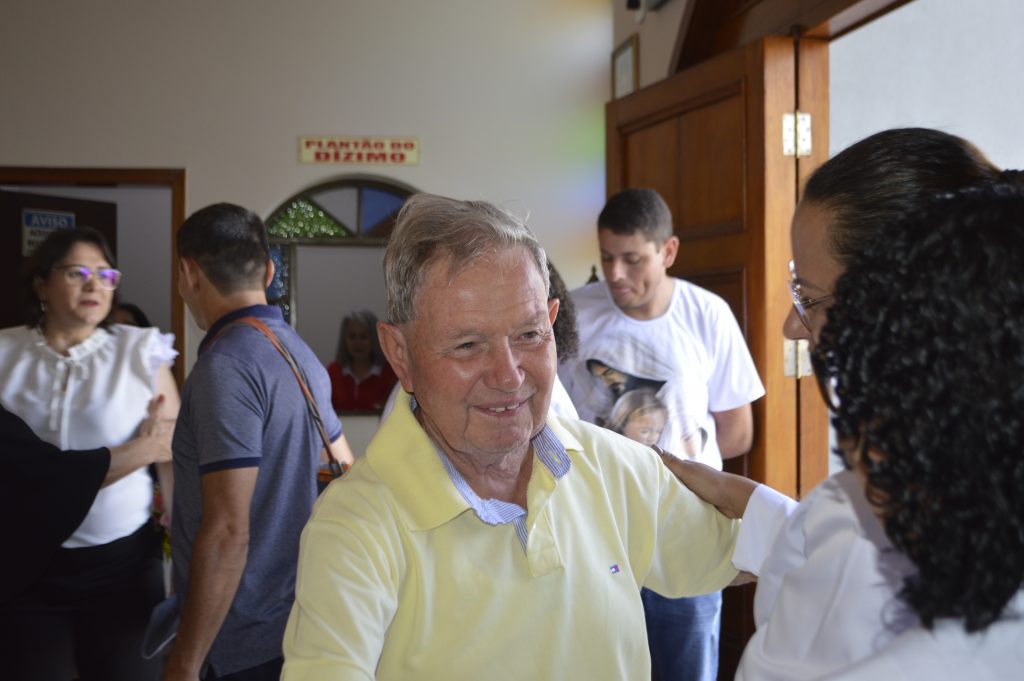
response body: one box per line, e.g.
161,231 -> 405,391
281,194 -> 775,680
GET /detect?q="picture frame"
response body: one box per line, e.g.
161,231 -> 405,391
611,34 -> 639,100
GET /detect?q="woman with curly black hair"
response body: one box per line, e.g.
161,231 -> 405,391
736,128 -> 1008,681
663,128 -> 1011,680
812,183 -> 1024,680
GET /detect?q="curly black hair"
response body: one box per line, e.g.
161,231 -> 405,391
812,182 -> 1024,633
548,262 -> 579,364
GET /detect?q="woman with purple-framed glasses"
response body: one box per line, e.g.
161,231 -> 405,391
0,227 -> 180,681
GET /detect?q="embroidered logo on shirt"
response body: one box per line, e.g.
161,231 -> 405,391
609,564 -> 620,574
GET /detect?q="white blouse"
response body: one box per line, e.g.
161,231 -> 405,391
824,591 -> 1024,681
0,324 -> 176,547
735,470 -> 917,681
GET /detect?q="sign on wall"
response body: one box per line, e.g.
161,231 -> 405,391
299,136 -> 420,165
22,208 -> 75,255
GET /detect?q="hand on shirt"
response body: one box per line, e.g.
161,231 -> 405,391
138,394 -> 175,464
654,445 -> 757,519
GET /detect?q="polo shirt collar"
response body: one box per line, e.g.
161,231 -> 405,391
198,304 -> 282,355
367,389 -> 575,533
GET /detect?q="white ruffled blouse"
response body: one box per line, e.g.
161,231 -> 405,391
0,324 -> 176,547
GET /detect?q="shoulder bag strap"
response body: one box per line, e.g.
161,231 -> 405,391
213,316 -> 347,479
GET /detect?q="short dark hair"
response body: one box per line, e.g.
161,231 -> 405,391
176,203 -> 270,294
804,128 -> 1000,267
813,181 -> 1024,633
22,227 -> 118,328
547,262 -> 578,364
597,188 -> 673,244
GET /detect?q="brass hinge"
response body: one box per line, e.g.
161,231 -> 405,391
782,112 -> 812,158
783,338 -> 813,378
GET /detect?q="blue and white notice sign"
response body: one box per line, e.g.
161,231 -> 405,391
22,209 -> 75,256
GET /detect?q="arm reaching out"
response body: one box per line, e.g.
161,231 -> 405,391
105,395 -> 175,487
654,445 -> 757,518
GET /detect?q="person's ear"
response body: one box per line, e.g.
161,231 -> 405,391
178,258 -> 199,291
661,236 -> 680,269
547,297 -> 560,326
378,321 -> 414,393
264,258 -> 275,289
33,275 -> 46,305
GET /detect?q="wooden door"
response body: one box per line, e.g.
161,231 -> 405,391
0,190 -> 117,330
606,35 -> 829,678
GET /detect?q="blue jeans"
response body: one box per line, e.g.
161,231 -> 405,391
641,588 -> 722,681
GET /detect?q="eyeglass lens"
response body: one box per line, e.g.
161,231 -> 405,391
788,261 -> 811,327
64,265 -> 122,290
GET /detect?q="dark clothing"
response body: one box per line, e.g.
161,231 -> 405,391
203,656 -> 284,681
0,523 -> 164,681
173,304 -> 342,676
0,405 -> 109,604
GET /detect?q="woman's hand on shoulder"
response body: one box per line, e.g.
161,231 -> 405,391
654,445 -> 757,519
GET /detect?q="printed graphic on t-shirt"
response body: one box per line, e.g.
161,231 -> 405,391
571,345 -> 708,458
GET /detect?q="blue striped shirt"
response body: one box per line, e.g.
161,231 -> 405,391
433,424 -> 572,551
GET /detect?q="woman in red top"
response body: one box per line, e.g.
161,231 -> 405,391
327,308 -> 397,412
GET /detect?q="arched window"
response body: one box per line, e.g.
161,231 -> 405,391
265,175 -> 416,324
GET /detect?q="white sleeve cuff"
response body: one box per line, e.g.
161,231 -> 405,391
732,484 -> 798,575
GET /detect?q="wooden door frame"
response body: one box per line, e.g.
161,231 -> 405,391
659,0 -> 909,497
0,167 -> 187,386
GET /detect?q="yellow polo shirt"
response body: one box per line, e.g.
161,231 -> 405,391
282,392 -> 739,680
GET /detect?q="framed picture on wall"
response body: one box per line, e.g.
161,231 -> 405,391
612,34 -> 639,99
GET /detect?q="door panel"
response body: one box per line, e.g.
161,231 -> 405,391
607,35 -> 826,678
624,119 -> 678,203
678,95 -> 746,238
0,190 -> 117,330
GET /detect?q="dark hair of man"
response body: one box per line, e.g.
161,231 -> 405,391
176,203 -> 270,294
812,181 -> 1024,633
116,302 -> 152,327
22,227 -> 118,328
547,263 -> 579,364
803,127 -> 1001,267
597,188 -> 673,245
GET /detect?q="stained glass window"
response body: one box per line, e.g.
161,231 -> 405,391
265,177 -> 415,323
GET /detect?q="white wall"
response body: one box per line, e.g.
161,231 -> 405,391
612,0 -> 690,91
830,0 -> 1024,167
0,0 -> 612,349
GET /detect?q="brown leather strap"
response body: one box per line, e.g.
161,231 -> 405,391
212,316 -> 347,479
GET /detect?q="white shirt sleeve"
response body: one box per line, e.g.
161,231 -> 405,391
732,483 -> 798,575
735,471 -> 917,681
703,296 -> 765,412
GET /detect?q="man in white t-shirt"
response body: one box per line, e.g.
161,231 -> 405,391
559,187 -> 764,681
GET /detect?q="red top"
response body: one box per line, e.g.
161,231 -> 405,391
327,361 -> 398,412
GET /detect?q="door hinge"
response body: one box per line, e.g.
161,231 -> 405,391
782,112 -> 812,158
783,338 -> 813,378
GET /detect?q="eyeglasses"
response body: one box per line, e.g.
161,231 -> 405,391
55,264 -> 123,290
788,260 -> 833,330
